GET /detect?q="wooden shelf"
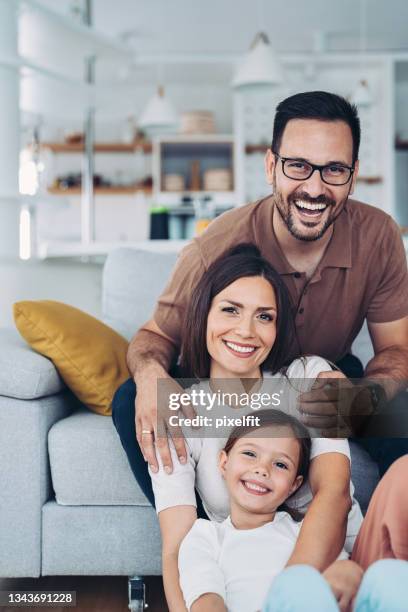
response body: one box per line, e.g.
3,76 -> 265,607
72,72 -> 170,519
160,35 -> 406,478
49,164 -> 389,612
396,138 -> 408,150
245,144 -> 269,154
41,141 -> 152,154
47,186 -> 152,195
356,176 -> 383,184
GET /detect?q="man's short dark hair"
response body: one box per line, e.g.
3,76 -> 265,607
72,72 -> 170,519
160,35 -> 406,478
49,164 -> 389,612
272,91 -> 361,164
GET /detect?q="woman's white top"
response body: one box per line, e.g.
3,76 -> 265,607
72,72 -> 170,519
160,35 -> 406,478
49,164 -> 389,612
149,356 -> 363,551
178,513 -> 348,612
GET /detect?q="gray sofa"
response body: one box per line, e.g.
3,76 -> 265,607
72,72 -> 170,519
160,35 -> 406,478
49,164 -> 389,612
0,247 -> 380,583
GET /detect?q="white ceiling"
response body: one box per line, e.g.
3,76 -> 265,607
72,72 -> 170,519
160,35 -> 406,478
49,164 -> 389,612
37,0 -> 408,55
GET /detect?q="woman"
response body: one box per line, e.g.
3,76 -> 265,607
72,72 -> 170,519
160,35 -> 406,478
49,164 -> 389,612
149,243 -> 360,611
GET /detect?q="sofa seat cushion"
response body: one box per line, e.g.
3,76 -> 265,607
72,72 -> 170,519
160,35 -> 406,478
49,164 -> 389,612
0,328 -> 65,400
48,408 -> 149,506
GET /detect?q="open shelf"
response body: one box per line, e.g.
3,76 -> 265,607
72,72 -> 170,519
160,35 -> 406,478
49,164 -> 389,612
356,176 -> 383,184
47,186 -> 152,196
41,141 -> 152,154
245,144 -> 270,154
396,138 -> 408,151
37,239 -> 188,259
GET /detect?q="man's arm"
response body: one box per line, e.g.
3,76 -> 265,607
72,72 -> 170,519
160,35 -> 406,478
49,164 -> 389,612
127,318 -> 178,378
300,319 -> 408,436
285,452 -> 351,571
366,316 -> 408,399
127,318 -> 188,471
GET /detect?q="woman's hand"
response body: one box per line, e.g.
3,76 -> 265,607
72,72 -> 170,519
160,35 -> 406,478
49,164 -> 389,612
323,559 -> 363,612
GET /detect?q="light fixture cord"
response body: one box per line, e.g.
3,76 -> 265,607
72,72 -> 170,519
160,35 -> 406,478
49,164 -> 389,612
359,0 -> 368,82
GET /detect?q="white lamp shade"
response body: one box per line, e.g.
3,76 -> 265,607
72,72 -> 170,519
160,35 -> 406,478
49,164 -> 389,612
232,32 -> 284,90
351,80 -> 373,107
138,87 -> 179,133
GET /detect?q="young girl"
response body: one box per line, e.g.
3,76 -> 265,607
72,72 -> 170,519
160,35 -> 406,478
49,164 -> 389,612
178,411 -> 408,612
149,243 -> 361,610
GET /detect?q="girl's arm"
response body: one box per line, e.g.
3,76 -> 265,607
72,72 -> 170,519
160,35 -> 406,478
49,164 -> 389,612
159,505 -> 197,612
178,520 -> 227,612
191,593 -> 227,612
285,451 -> 351,570
286,360 -> 352,570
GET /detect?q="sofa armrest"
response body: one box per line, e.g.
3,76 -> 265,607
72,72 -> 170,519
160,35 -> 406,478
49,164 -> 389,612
0,328 -> 65,400
0,391 -> 72,577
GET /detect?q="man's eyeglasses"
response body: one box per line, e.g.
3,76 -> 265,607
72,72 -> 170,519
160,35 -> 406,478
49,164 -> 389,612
274,152 -> 355,186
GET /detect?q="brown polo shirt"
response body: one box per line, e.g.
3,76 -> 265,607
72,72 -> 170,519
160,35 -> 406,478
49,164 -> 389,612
153,196 -> 408,363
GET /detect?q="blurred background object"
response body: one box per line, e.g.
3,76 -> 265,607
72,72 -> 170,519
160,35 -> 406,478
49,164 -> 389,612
0,0 -> 405,265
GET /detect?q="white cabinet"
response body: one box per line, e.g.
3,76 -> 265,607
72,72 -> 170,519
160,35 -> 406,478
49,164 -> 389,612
153,134 -> 237,207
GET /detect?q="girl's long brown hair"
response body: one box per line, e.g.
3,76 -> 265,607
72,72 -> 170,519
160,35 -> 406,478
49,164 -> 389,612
179,243 -> 297,378
223,409 -> 311,522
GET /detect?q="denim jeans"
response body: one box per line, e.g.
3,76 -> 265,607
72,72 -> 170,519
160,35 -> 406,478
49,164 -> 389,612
262,560 -> 408,612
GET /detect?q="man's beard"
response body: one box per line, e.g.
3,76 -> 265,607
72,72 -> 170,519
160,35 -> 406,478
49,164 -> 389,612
273,179 -> 347,242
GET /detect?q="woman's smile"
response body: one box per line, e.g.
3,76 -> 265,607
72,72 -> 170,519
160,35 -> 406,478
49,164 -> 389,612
222,339 -> 260,358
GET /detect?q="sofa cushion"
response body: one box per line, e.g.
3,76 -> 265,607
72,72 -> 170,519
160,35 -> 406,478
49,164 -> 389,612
42,502 -> 161,575
0,328 -> 65,399
14,300 -> 130,416
48,408 -> 150,506
102,248 -> 178,339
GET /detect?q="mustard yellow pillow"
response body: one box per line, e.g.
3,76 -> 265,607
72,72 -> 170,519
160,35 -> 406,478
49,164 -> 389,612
13,300 -> 130,416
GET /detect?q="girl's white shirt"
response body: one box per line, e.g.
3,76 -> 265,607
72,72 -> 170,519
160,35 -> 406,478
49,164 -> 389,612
149,356 -> 363,552
178,513 -> 348,612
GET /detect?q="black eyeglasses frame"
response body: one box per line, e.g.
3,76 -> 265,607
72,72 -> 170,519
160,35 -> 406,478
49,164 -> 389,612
273,152 -> 355,186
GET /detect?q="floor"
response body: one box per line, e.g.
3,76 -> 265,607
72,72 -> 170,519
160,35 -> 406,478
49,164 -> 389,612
0,575 -> 168,611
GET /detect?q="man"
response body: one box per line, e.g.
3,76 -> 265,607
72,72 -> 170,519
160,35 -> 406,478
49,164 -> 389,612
112,91 -> 408,583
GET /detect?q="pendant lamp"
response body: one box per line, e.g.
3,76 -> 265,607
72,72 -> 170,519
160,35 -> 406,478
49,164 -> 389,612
351,79 -> 373,107
232,32 -> 284,90
138,86 -> 178,135
351,0 -> 373,107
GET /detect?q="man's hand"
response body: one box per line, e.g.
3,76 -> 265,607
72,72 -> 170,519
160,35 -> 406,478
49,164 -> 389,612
299,371 -> 376,437
323,559 -> 363,612
135,363 -> 195,474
